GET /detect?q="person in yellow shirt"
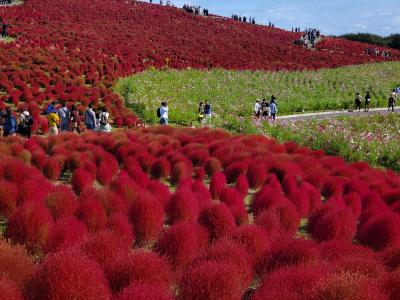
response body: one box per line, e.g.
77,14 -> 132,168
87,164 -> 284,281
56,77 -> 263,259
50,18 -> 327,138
47,109 -> 60,135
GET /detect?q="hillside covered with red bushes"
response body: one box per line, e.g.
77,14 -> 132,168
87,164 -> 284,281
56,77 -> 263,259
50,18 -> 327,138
0,0 -> 399,128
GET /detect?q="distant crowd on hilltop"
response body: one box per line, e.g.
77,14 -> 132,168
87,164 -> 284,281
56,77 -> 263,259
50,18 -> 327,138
365,47 -> 392,58
294,28 -> 321,48
231,15 -> 257,25
183,4 -> 209,16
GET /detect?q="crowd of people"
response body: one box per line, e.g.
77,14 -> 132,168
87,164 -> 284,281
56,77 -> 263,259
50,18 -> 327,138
156,101 -> 212,125
182,4 -> 209,16
354,89 -> 399,113
231,15 -> 256,25
365,48 -> 392,58
0,103 -> 112,138
254,96 -> 278,120
0,0 -> 13,5
294,28 -> 321,48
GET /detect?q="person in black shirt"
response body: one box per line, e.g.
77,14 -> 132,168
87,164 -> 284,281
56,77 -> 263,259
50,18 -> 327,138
364,91 -> 371,112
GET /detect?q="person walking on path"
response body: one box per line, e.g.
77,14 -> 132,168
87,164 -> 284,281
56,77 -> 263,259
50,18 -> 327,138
1,20 -> 8,39
159,101 -> 168,125
84,104 -> 96,130
198,102 -> 204,124
204,101 -> 212,120
355,93 -> 362,112
70,105 -> 81,133
388,94 -> 396,112
58,102 -> 70,132
3,108 -> 17,137
95,107 -> 112,133
254,100 -> 261,118
18,109 -> 33,138
365,92 -> 371,112
270,98 -> 277,120
47,108 -> 60,136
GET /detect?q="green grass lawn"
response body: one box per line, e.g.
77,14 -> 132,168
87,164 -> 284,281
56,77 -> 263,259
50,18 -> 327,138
116,61 -> 400,127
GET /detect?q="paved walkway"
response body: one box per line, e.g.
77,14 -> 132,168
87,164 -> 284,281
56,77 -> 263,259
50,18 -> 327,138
278,107 -> 400,122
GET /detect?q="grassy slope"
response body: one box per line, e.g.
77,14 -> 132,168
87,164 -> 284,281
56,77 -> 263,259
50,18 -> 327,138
116,61 -> 400,126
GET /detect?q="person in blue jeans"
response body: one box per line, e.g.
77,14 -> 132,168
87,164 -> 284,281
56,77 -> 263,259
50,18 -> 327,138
58,102 -> 70,132
159,102 -> 168,125
84,104 -> 96,130
3,108 -> 17,137
204,101 -> 212,120
270,98 -> 277,120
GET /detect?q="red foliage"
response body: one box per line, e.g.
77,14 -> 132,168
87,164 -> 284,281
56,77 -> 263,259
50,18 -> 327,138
235,174 -> 249,197
0,180 -> 18,217
150,158 -> 171,180
44,185 -> 79,219
156,222 -> 208,271
178,261 -> 243,300
45,217 -> 88,253
166,187 -> 200,224
129,193 -> 165,246
71,168 -> 94,194
247,163 -> 268,188
0,240 -> 34,288
209,172 -> 226,199
384,268 -> 400,300
198,203 -> 236,241
24,249 -> 111,300
115,283 -> 174,300
107,251 -> 172,294
0,278 -> 23,300
76,198 -> 108,233
5,202 -> 54,254
42,155 -> 65,181
108,213 -> 135,245
309,205 -> 356,242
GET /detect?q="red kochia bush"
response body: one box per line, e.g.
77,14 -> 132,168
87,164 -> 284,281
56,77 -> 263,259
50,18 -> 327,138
198,203 -> 236,241
247,163 -> 268,188
115,283 -> 174,300
236,174 -> 249,197
45,217 -> 88,254
150,158 -> 171,179
209,172 -> 226,199
178,261 -> 242,300
204,157 -> 222,177
96,159 -> 119,185
71,168 -> 94,194
24,249 -> 111,300
156,222 -> 208,271
42,155 -> 65,180
129,193 -> 165,246
166,187 -> 200,224
385,268 -> 400,300
0,278 -> 23,300
76,198 -> 108,233
44,185 -> 79,219
5,202 -> 53,254
0,240 -> 34,288
358,214 -> 400,251
107,251 -> 173,294
108,213 -> 135,245
0,180 -> 18,217
308,205 -> 356,242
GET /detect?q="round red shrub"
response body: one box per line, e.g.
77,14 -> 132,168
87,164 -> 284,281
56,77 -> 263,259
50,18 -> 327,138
247,164 -> 268,188
209,172 -> 226,199
76,198 -> 108,233
0,180 -> 18,217
166,187 -> 199,224
251,184 -> 286,216
343,192 -> 362,219
115,283 -> 174,300
204,157 -> 222,177
5,202 -> 54,254
358,214 -> 400,251
150,158 -> 171,180
71,168 -> 94,194
107,251 -> 173,294
156,222 -> 208,271
309,205 -> 356,242
44,185 -> 79,219
42,155 -> 65,181
108,213 -> 135,245
17,178 -> 52,205
129,193 -> 165,246
96,160 -> 119,185
235,174 -> 249,197
24,249 -> 111,300
178,260 -> 242,300
198,203 -> 236,241
0,240 -> 34,288
0,278 -> 23,300
384,268 -> 400,300
45,217 -> 88,254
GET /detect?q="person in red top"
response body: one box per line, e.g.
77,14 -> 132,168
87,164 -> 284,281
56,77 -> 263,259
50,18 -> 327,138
70,105 -> 81,133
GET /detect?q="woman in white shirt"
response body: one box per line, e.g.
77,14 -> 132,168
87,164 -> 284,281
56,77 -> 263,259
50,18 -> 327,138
95,107 -> 112,133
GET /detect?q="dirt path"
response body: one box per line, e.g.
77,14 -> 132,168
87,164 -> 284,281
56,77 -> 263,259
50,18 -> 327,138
277,107 -> 400,122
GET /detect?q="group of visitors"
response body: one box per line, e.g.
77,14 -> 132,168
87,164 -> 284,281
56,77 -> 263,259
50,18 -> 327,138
0,0 -> 13,5
365,48 -> 392,58
294,28 -> 321,48
354,90 -> 398,112
0,107 -> 33,138
292,27 -> 302,33
231,15 -> 256,24
182,4 -> 209,16
254,96 -> 278,120
197,101 -> 212,124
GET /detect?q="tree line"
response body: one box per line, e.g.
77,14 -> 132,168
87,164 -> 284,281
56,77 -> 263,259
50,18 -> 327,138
340,33 -> 400,50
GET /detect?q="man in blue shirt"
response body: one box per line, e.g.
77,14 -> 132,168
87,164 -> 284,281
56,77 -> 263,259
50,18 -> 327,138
159,102 -> 168,125
3,108 -> 17,137
204,101 -> 212,120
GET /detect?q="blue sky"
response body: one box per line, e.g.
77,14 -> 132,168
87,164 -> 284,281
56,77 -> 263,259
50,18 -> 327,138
168,0 -> 399,36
